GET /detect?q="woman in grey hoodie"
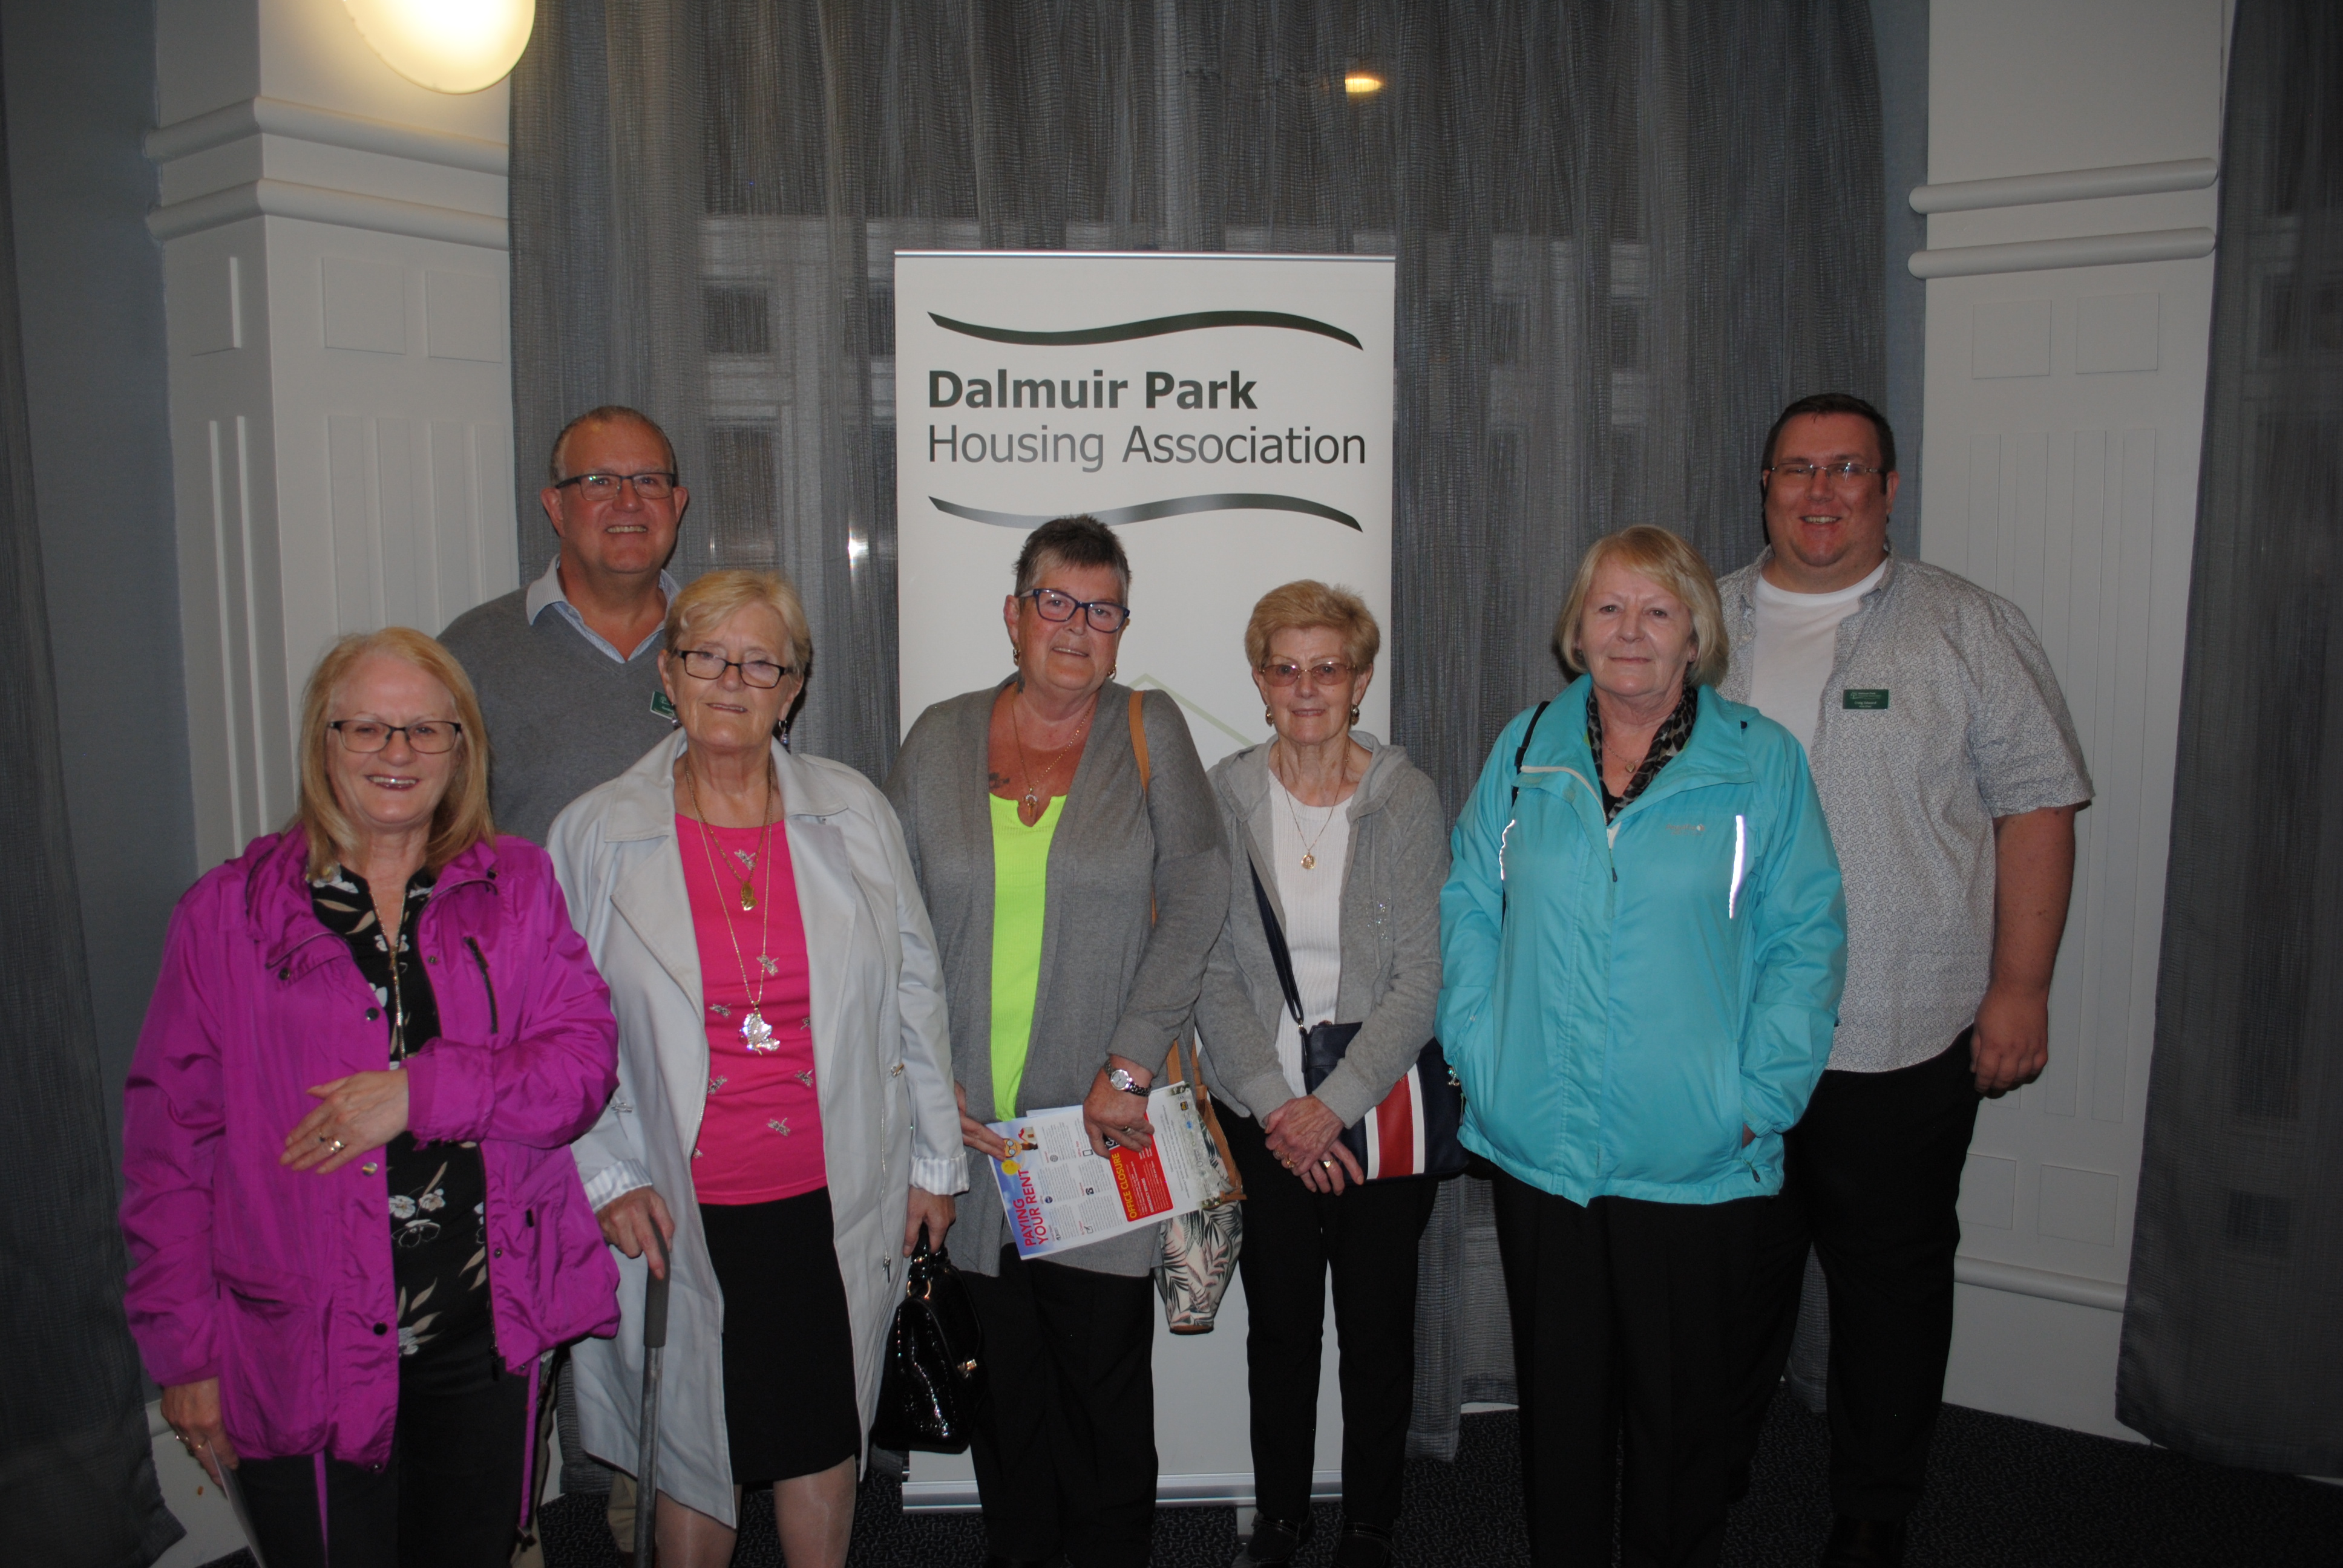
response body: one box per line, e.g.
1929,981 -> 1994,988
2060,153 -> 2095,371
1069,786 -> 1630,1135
1193,582 -> 1450,1568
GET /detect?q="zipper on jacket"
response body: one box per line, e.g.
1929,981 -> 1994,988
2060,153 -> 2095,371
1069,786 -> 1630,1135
467,936 -> 499,1035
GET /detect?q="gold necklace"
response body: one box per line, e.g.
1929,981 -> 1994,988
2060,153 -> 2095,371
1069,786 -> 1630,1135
1273,744 -> 1342,871
687,762 -> 780,1052
1009,699 -> 1090,827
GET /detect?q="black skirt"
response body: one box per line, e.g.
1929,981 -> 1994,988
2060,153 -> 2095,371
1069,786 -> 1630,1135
697,1187 -> 863,1484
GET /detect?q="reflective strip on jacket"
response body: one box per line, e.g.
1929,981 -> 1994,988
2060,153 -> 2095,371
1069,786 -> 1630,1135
1437,681 -> 1847,1206
120,830 -> 623,1468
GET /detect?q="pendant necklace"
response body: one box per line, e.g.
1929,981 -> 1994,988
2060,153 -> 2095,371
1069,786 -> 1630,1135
688,762 -> 781,1051
1009,699 -> 1089,827
1274,744 -> 1341,871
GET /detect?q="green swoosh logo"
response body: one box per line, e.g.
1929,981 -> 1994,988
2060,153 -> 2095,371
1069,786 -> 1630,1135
929,310 -> 1363,350
930,493 -> 1362,532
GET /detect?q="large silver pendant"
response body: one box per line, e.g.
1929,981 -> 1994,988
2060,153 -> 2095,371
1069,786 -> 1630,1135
741,1009 -> 778,1053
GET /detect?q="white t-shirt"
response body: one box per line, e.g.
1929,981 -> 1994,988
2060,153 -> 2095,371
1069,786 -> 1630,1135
1267,773 -> 1352,1100
1746,559 -> 1890,752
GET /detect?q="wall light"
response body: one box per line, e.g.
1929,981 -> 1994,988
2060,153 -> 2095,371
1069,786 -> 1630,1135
342,0 -> 536,94
1345,72 -> 1384,96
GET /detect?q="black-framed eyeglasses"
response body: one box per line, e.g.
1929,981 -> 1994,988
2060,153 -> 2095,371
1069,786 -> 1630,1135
1259,659 -> 1356,687
329,720 -> 463,754
677,648 -> 797,688
1020,587 -> 1132,633
553,470 -> 680,500
1765,460 -> 1887,485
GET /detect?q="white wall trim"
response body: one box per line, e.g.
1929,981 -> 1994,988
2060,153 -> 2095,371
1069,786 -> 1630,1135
1956,1255 -> 2128,1313
1908,226 -> 2215,279
148,177 -> 509,249
1911,156 -> 2218,214
146,96 -> 508,175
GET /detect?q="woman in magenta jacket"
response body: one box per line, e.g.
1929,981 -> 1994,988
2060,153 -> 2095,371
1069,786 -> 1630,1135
121,627 -> 621,1568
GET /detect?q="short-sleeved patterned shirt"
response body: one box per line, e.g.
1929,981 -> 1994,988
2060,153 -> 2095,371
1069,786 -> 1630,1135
1719,550 -> 2093,1073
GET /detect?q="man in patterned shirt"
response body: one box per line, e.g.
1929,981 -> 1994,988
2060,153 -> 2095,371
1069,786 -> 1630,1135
1719,393 -> 2092,1567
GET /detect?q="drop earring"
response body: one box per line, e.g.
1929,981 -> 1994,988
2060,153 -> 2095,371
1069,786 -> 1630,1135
1265,707 -> 1276,725
1349,705 -> 1362,725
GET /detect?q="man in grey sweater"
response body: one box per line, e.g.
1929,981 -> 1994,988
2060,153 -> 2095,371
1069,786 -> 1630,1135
440,405 -> 687,844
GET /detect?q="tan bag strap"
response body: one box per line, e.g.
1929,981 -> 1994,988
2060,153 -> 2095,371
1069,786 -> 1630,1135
1129,689 -> 1151,792
1130,688 -> 1245,1201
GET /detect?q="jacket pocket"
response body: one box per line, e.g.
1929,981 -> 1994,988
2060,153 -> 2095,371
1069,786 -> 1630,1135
213,1256 -> 330,1455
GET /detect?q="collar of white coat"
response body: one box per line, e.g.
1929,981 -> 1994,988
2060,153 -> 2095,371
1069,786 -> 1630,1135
594,729 -> 854,843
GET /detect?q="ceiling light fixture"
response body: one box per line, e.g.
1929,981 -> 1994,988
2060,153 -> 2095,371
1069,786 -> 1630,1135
1345,72 -> 1384,96
341,0 -> 537,94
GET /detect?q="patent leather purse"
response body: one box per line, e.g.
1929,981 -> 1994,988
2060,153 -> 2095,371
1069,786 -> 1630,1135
870,1230 -> 988,1454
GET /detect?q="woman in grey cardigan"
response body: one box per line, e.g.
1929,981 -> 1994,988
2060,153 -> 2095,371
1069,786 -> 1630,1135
883,516 -> 1225,1568
1193,582 -> 1449,1568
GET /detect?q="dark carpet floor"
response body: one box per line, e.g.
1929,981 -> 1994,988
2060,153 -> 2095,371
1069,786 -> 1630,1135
203,1400 -> 2343,1567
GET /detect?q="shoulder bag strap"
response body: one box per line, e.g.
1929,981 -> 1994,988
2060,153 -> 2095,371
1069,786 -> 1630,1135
1509,698 -> 1554,808
1248,860 -> 1308,1034
1129,689 -> 1152,793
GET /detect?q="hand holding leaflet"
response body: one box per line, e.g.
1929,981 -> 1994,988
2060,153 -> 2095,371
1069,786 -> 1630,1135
989,1080 -> 1228,1259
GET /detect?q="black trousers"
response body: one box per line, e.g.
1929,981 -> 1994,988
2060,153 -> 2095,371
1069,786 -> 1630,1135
237,1324 -> 531,1568
1224,1111 -> 1440,1530
963,1246 -> 1158,1567
1490,1171 -> 1762,1568
1729,1032 -> 1984,1520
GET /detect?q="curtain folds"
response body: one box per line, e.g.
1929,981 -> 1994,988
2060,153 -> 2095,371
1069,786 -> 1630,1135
0,28 -> 181,1568
2118,0 -> 2343,1477
511,0 -> 1883,1460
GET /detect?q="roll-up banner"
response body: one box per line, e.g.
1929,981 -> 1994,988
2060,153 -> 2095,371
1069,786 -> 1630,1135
895,252 -> 1395,765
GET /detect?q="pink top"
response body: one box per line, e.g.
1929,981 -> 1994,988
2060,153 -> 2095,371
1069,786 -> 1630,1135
677,814 -> 824,1204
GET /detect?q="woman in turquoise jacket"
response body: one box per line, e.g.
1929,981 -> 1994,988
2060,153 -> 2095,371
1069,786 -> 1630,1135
1439,526 -> 1846,1568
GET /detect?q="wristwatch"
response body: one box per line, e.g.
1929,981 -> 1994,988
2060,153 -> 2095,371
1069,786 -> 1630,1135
1107,1067 -> 1149,1095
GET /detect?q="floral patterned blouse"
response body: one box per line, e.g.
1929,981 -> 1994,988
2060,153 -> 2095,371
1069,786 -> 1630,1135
311,867 -> 490,1359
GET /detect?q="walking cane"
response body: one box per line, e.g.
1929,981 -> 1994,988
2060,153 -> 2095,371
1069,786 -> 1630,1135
634,1225 -> 672,1567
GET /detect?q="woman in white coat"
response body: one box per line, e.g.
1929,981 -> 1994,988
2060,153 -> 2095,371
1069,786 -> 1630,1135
551,570 -> 963,1568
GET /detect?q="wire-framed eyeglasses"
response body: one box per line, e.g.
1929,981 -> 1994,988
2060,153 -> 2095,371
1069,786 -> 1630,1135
1765,460 -> 1888,485
553,470 -> 680,500
329,720 -> 464,754
1259,659 -> 1357,687
677,649 -> 798,688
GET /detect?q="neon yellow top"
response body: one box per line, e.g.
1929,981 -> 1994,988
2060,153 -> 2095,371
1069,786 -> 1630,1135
988,792 -> 1063,1118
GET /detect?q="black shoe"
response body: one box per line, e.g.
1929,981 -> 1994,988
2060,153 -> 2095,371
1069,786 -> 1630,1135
1820,1515 -> 1906,1567
1331,1522 -> 1395,1568
1231,1514 -> 1313,1567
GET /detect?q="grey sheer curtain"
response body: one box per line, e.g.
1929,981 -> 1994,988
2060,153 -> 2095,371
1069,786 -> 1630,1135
2118,0 -> 2343,1477
511,0 -> 1883,1459
0,31 -> 180,1568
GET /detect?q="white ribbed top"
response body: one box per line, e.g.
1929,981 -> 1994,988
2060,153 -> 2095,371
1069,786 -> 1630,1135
1267,773 -> 1351,1100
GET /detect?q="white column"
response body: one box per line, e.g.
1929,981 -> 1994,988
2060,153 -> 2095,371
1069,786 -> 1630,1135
151,0 -> 520,871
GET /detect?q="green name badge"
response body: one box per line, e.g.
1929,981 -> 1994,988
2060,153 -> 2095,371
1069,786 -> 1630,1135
1843,688 -> 1890,710
650,690 -> 677,720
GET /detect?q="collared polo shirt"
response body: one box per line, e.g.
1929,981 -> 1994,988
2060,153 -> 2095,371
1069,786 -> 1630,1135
1719,549 -> 2092,1073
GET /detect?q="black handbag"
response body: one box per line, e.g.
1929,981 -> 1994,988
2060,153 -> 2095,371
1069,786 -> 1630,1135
870,1230 -> 988,1453
1250,862 -> 1466,1180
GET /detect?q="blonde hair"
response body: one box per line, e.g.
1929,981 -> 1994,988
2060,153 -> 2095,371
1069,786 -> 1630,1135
1243,580 -> 1381,671
662,569 -> 814,680
293,628 -> 494,879
1553,526 -> 1730,690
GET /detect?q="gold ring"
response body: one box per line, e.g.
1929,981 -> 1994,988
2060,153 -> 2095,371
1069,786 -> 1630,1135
1320,1160 -> 1332,1168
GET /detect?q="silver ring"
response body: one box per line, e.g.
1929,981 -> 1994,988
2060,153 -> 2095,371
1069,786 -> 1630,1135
1320,1159 -> 1332,1169
327,1138 -> 346,1154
